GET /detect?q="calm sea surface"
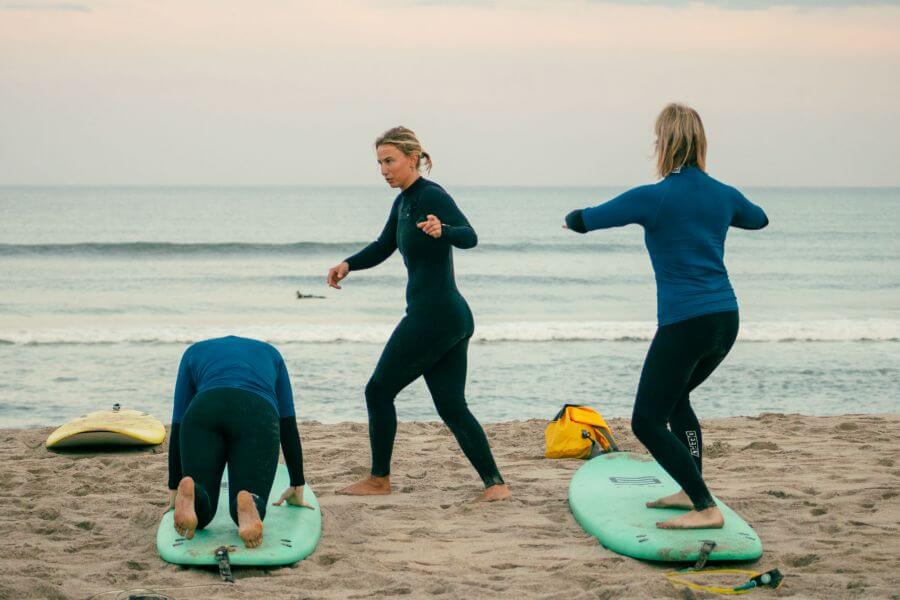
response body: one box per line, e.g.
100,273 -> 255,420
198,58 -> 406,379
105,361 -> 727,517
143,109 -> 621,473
1,185 -> 897,427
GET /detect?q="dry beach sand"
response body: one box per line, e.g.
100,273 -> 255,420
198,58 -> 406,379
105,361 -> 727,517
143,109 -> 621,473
1,413 -> 898,599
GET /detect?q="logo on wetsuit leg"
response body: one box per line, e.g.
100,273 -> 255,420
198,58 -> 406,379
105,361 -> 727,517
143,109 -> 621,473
686,431 -> 700,458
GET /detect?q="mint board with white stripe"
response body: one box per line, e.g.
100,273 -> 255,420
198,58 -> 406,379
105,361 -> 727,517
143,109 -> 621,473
569,452 -> 762,562
157,464 -> 321,566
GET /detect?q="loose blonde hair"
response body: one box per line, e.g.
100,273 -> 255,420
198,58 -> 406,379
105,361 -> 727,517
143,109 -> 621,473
375,126 -> 432,173
654,103 -> 707,178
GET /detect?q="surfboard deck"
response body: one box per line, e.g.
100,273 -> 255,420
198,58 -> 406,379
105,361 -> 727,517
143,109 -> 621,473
157,464 -> 321,566
46,407 -> 166,448
569,452 -> 762,562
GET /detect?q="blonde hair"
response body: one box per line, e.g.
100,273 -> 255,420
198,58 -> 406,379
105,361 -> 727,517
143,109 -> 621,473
375,126 -> 432,173
654,103 -> 707,178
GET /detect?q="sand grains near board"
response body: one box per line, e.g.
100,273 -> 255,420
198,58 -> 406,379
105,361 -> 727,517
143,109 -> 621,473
0,414 -> 898,599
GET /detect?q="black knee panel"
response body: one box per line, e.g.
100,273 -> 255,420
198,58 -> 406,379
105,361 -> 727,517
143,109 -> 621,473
630,412 -> 662,443
435,397 -> 468,426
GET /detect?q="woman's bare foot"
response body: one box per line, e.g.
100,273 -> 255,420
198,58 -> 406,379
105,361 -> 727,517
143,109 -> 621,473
646,489 -> 693,510
336,475 -> 391,496
656,506 -> 724,529
173,477 -> 198,539
476,483 -> 511,502
236,491 -> 264,548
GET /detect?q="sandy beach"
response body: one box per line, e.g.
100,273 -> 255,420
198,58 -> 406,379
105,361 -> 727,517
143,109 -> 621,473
1,413 -> 898,599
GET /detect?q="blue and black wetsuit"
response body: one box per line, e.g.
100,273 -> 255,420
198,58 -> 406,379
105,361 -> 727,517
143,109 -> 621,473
167,336 -> 305,527
345,177 -> 504,488
567,166 -> 768,510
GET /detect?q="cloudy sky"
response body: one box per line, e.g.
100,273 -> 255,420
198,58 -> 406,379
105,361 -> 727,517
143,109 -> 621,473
1,0 -> 898,186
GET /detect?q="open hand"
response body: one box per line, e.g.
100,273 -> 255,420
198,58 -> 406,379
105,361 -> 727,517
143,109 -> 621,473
326,262 -> 350,289
273,486 -> 315,509
417,214 -> 442,238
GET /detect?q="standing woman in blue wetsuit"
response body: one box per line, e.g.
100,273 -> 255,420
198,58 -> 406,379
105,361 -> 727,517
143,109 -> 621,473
565,104 -> 769,529
166,336 -> 310,548
326,126 -> 509,502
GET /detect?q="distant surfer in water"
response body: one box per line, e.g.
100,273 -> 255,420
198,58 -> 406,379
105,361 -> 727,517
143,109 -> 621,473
166,335 -> 310,548
564,104 -> 769,529
325,126 -> 509,502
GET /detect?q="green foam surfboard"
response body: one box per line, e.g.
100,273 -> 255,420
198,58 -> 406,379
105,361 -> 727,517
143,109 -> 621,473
569,452 -> 762,562
157,465 -> 321,566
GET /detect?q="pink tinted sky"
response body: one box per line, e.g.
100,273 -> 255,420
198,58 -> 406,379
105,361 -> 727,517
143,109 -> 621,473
1,0 -> 899,186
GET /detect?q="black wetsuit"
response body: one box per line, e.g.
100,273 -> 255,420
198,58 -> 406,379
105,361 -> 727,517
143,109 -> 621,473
344,177 -> 504,488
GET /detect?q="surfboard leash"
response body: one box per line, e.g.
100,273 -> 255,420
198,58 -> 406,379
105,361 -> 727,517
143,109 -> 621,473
665,541 -> 784,596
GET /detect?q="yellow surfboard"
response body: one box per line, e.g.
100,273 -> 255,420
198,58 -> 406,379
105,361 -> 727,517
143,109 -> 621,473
46,404 -> 166,449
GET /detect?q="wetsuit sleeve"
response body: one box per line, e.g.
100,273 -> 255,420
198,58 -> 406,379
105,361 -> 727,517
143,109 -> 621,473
344,197 -> 400,270
274,356 -> 304,486
279,418 -> 305,487
167,423 -> 182,490
564,210 -> 587,233
730,190 -> 769,230
172,349 -> 195,425
577,185 -> 661,232
422,188 -> 478,249
168,349 -> 194,490
274,357 -> 296,419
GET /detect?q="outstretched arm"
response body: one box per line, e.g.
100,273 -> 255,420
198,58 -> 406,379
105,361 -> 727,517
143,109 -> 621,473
344,197 -> 401,271
731,191 -> 769,230
565,185 -> 661,233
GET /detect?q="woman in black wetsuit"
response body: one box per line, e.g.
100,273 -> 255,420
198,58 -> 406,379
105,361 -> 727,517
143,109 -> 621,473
326,126 -> 509,502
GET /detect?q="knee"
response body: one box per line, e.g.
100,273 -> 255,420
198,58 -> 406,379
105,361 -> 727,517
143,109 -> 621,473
365,378 -> 392,413
630,410 -> 662,443
435,396 -> 469,426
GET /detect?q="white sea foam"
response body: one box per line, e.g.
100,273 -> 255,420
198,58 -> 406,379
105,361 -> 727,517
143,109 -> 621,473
1,319 -> 897,346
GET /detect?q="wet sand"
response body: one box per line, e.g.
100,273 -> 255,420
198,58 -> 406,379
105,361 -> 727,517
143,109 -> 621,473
1,413 -> 898,599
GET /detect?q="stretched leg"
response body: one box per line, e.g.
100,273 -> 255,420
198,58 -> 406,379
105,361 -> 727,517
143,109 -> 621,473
176,391 -> 228,535
424,338 -> 509,501
223,391 -> 280,548
338,316 -> 439,495
631,319 -> 722,528
672,311 -> 740,469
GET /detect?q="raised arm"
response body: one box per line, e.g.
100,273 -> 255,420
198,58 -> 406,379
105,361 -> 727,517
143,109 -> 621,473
565,185 -> 661,234
420,187 -> 478,249
730,190 -> 769,230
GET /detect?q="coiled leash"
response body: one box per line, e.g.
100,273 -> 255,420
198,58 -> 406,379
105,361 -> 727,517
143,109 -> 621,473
665,541 -> 784,595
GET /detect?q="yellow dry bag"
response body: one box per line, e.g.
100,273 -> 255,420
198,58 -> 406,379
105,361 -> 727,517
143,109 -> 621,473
545,404 -> 618,459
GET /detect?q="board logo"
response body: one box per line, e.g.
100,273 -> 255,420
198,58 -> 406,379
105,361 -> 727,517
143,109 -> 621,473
609,476 -> 662,486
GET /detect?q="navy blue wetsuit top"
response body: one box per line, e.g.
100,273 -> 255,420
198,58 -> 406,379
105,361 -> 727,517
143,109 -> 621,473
172,335 -> 295,424
567,167 -> 769,326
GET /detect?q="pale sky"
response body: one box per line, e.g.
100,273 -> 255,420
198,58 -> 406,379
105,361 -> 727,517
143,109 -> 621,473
1,0 -> 899,186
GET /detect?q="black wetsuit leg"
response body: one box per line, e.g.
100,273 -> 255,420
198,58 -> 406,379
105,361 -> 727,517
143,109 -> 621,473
366,319 -> 503,487
631,310 -> 739,510
179,388 -> 280,527
424,337 -> 504,487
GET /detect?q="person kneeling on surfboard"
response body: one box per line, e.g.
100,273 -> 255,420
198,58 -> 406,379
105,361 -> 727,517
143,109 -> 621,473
564,103 -> 768,529
165,335 -> 311,548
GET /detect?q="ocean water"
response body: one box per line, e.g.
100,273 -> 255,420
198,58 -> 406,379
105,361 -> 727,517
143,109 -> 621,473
1,185 -> 898,428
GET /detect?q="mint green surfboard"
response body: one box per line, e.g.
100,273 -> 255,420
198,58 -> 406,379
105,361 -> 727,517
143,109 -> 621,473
157,465 -> 321,566
569,452 -> 762,562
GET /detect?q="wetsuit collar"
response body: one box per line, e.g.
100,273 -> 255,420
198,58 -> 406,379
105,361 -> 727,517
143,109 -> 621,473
402,176 -> 427,196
